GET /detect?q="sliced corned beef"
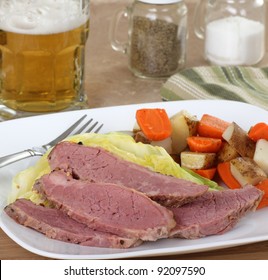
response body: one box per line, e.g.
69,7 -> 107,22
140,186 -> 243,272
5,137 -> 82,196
33,170 -> 176,241
5,198 -> 142,248
48,141 -> 208,207
169,185 -> 263,239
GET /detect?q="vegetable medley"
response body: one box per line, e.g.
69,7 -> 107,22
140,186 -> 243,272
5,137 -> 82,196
133,108 -> 268,210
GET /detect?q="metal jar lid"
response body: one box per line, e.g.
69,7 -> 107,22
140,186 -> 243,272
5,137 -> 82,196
137,0 -> 183,4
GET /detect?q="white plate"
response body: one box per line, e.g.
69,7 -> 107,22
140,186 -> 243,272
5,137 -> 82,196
1,100 -> 268,259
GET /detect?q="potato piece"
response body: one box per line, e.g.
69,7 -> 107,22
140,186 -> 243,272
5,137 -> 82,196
253,139 -> 268,175
217,141 -> 239,163
230,157 -> 267,186
134,131 -> 172,154
184,111 -> 199,136
180,151 -> 216,169
151,137 -> 173,154
133,121 -> 141,133
222,122 -> 256,158
170,110 -> 198,154
134,131 -> 151,144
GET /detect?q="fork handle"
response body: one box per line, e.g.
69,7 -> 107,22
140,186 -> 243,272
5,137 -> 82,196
0,149 -> 42,168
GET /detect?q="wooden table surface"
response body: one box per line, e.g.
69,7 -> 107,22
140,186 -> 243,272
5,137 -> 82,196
1,0 -> 268,260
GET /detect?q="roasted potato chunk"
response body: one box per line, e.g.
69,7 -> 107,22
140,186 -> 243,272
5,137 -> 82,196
222,122 -> 256,158
170,110 -> 198,154
230,157 -> 267,186
253,139 -> 268,175
217,141 -> 240,163
180,151 -> 216,169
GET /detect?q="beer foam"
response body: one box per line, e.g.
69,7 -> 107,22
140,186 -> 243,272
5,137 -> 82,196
0,0 -> 89,34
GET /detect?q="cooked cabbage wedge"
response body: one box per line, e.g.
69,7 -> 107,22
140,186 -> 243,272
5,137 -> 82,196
9,132 -> 221,204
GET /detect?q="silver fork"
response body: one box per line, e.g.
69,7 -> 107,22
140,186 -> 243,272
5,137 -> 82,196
0,115 -> 103,168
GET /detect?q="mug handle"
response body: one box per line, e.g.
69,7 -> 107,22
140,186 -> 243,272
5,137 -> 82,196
109,7 -> 129,54
193,0 -> 206,39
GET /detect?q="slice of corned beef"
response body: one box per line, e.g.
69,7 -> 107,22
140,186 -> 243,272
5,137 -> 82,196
33,170 -> 176,241
169,185 -> 263,239
48,142 -> 208,207
5,198 -> 142,248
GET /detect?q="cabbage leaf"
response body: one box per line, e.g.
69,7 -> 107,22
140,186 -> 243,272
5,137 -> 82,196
9,132 -> 221,203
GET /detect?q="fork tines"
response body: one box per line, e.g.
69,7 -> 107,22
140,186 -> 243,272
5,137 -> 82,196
73,116 -> 103,135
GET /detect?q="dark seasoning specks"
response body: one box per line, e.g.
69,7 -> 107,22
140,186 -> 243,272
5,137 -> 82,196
130,16 -> 186,78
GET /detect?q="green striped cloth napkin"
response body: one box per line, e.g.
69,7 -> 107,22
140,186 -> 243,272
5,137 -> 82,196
160,66 -> 268,111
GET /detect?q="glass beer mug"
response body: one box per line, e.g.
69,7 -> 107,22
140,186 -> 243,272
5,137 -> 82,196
0,0 -> 90,119
194,0 -> 266,66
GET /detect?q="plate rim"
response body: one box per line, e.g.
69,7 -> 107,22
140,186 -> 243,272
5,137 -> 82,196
1,99 -> 268,259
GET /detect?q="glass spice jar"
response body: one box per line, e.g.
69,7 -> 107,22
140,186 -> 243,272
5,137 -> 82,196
110,0 -> 188,79
194,0 -> 266,66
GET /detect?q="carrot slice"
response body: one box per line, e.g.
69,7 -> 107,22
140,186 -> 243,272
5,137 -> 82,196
198,114 -> 230,139
187,136 -> 222,153
193,168 -> 217,180
248,122 -> 268,142
136,108 -> 172,141
217,162 -> 241,189
255,179 -> 268,209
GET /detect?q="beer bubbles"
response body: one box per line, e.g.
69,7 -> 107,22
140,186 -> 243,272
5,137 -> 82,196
8,13 -> 39,30
0,0 -> 89,34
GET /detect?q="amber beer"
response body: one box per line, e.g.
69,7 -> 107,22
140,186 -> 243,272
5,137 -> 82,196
0,1 -> 90,113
